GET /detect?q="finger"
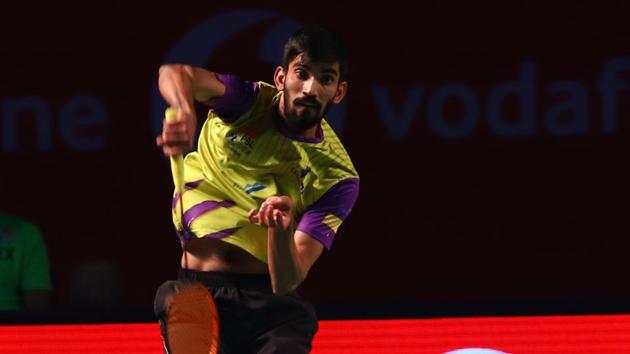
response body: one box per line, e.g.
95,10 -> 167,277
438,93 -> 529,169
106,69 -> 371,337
160,130 -> 190,148
267,208 -> 278,228
263,196 -> 292,211
259,203 -> 273,227
248,208 -> 260,224
166,113 -> 195,148
162,145 -> 185,157
162,120 -> 189,131
162,121 -> 190,145
273,210 -> 283,229
258,203 -> 269,227
161,139 -> 190,149
163,115 -> 187,126
250,214 -> 261,224
162,131 -> 189,144
163,119 -> 188,134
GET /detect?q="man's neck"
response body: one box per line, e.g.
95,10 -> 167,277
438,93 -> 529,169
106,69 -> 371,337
295,124 -> 319,139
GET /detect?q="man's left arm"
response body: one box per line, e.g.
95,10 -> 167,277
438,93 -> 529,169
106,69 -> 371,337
250,179 -> 359,295
249,196 -> 321,295
268,227 -> 323,296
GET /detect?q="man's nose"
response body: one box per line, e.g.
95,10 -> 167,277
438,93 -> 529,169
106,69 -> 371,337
302,76 -> 321,96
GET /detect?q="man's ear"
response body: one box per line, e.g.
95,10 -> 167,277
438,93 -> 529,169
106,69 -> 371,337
332,81 -> 348,104
274,66 -> 286,91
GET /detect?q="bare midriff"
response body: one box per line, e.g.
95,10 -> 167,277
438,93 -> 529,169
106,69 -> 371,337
180,237 -> 268,274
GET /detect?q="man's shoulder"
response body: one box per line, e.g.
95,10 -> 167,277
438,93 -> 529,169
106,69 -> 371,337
257,81 -> 276,90
242,81 -> 279,121
0,214 -> 41,241
0,214 -> 35,229
253,81 -> 279,102
319,121 -> 358,171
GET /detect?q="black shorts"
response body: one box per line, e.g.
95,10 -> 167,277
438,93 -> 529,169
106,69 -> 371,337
174,268 -> 318,354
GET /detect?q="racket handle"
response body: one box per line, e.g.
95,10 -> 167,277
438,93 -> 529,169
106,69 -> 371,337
164,107 -> 185,195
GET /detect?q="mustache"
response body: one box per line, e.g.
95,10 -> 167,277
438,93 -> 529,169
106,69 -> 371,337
293,97 -> 321,110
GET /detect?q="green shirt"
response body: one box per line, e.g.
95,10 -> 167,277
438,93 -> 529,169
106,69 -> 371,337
0,214 -> 52,310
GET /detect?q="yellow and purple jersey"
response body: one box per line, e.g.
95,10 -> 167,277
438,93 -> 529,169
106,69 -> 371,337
172,74 -> 359,263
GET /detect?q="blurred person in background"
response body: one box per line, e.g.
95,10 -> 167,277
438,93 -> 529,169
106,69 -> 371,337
0,175 -> 52,311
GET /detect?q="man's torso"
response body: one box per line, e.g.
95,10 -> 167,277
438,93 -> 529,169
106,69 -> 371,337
173,81 -> 358,272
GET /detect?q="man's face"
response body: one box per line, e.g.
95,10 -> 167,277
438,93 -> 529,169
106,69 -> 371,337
274,54 -> 347,132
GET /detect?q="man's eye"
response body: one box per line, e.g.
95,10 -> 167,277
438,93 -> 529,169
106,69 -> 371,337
296,70 -> 309,79
321,76 -> 334,85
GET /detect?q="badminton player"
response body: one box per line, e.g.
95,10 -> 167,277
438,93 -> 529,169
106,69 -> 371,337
154,25 -> 359,353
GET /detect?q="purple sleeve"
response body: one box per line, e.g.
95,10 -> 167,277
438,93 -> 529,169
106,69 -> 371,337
297,178 -> 359,250
208,73 -> 259,123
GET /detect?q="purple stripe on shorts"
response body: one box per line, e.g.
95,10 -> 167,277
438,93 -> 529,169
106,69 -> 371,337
183,200 -> 236,228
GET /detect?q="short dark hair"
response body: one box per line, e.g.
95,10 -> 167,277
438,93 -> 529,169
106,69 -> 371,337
282,25 -> 349,81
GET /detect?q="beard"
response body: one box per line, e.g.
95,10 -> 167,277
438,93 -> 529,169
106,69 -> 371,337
282,89 -> 329,132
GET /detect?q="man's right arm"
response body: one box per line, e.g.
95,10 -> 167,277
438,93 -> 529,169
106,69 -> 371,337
158,65 -> 226,107
157,65 -> 226,155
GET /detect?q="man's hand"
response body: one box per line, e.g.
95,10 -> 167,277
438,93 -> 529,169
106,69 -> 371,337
248,196 -> 294,233
250,196 -> 304,294
156,65 -> 198,156
156,107 -> 197,156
